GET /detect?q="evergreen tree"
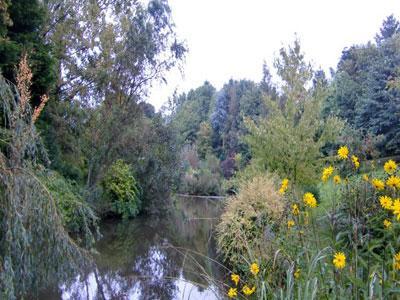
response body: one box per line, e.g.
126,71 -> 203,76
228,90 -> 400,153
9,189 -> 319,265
375,14 -> 400,44
328,17 -> 400,155
0,0 -> 55,106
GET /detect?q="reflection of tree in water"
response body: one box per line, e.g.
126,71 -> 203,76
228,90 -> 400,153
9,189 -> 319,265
170,197 -> 224,290
91,218 -> 183,299
40,197 -> 224,299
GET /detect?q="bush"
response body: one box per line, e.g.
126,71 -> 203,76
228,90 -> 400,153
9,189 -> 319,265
101,159 -> 141,219
216,174 -> 284,271
39,170 -> 98,245
220,148 -> 400,299
180,153 -> 223,195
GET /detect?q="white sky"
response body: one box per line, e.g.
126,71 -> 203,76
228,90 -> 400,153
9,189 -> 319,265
147,0 -> 400,110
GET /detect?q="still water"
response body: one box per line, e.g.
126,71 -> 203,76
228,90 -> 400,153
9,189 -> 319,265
41,196 -> 225,300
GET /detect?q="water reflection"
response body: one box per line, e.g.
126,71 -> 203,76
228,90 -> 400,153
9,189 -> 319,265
41,196 -> 224,300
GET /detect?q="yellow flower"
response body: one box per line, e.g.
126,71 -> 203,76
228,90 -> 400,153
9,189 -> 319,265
250,262 -> 259,276
372,178 -> 385,190
333,252 -> 346,270
294,268 -> 301,279
227,287 -> 237,298
333,175 -> 341,184
384,160 -> 397,174
392,199 -> 400,220
292,204 -> 300,216
242,285 -> 256,296
386,176 -> 400,189
392,199 -> 400,211
279,178 -> 289,195
303,192 -> 317,208
394,252 -> 400,271
362,174 -> 369,182
321,166 -> 334,182
379,195 -> 393,210
287,219 -> 295,229
337,146 -> 349,160
384,219 -> 392,229
230,274 -> 239,286
351,155 -> 360,169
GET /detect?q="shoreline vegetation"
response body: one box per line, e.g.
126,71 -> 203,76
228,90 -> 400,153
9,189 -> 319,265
1,1 -> 400,299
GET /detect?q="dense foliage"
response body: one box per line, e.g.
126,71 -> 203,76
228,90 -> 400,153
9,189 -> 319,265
216,174 -> 284,270
245,40 -> 343,186
1,0 -> 400,298
101,159 -> 141,219
326,15 -> 400,156
0,0 -> 184,297
215,16 -> 400,300
0,74 -> 92,299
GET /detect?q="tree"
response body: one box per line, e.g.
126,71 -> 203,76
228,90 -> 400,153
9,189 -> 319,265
245,40 -> 343,186
375,14 -> 399,44
170,81 -> 216,145
0,66 -> 92,299
0,0 -> 55,106
44,0 -> 186,105
328,18 -> 400,155
197,121 -> 213,159
211,79 -> 267,162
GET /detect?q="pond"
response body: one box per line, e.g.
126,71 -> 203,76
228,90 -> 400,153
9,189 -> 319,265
40,196 -> 225,300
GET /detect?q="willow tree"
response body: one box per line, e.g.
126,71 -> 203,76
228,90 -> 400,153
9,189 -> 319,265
245,40 -> 343,186
0,62 -> 92,298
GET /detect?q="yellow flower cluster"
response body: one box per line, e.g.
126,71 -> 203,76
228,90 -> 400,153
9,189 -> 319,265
392,199 -> 400,220
380,195 -> 393,210
231,274 -> 240,286
321,166 -> 334,182
386,175 -> 400,189
294,268 -> 301,279
394,252 -> 400,271
227,264 -> 259,298
242,285 -> 256,296
303,192 -> 317,208
250,262 -> 259,276
384,219 -> 392,229
337,146 -> 349,160
228,287 -> 237,298
323,147 -> 360,185
384,160 -> 397,174
287,219 -> 295,229
351,155 -> 360,169
292,204 -> 299,216
279,178 -> 289,195
333,252 -> 346,270
372,178 -> 385,190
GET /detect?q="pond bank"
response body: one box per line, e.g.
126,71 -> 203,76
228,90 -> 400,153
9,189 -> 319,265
39,196 -> 225,300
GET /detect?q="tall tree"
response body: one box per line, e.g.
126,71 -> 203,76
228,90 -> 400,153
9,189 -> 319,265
0,0 -> 55,106
328,16 -> 400,155
44,0 -> 186,105
170,81 -> 216,145
375,14 -> 400,44
245,40 -> 342,185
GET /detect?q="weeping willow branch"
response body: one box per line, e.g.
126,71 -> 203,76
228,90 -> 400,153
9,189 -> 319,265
0,66 -> 94,299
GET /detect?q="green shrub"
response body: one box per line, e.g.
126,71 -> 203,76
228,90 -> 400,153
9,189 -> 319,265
219,151 -> 400,299
102,159 -> 141,219
180,154 -> 223,195
39,170 -> 98,247
216,174 -> 284,271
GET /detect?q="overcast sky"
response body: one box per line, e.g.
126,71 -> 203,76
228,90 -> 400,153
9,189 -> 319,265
147,0 -> 400,110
